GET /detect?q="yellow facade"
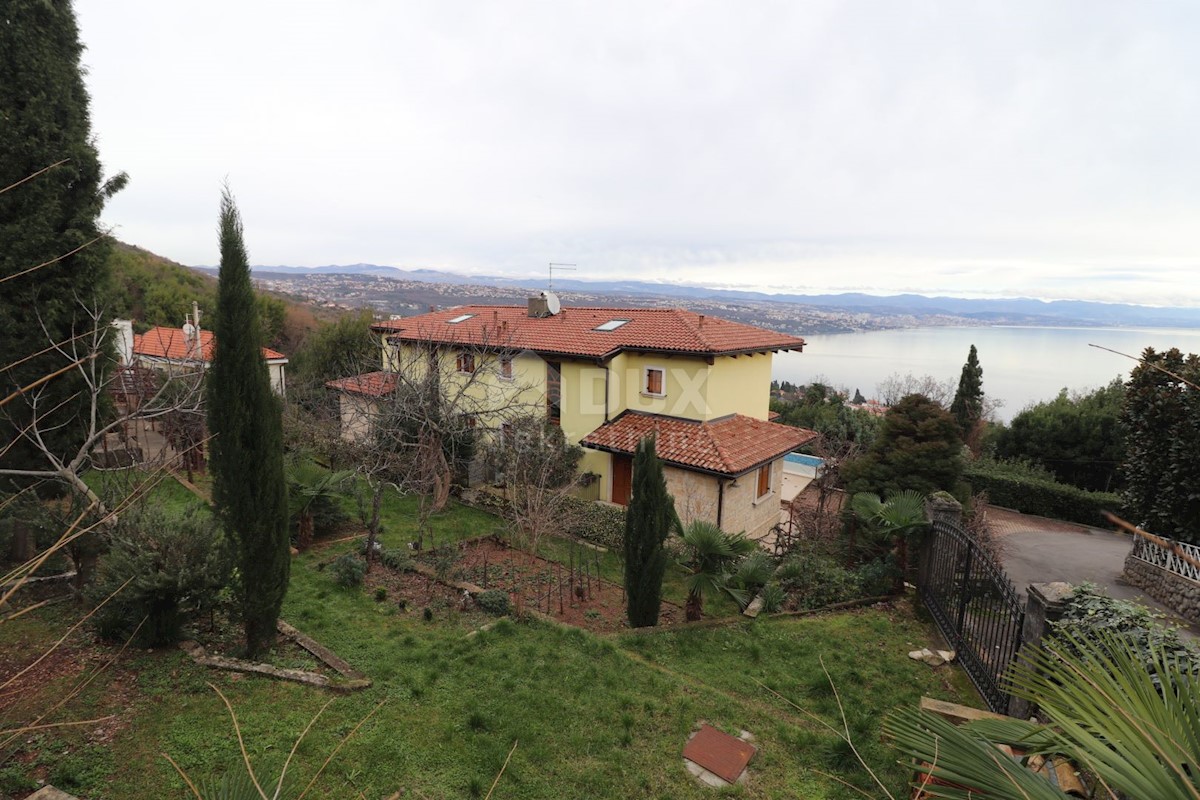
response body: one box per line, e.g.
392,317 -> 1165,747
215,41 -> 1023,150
374,332 -> 779,508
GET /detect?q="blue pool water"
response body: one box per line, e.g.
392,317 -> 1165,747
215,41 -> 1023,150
784,452 -> 824,468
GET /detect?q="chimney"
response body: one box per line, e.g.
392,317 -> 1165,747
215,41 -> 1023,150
698,314 -> 705,327
527,295 -> 549,318
111,320 -> 134,366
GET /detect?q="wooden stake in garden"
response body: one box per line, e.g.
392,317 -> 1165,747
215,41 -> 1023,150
557,562 -> 564,614
482,549 -> 489,589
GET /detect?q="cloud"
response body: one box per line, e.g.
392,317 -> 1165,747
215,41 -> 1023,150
76,0 -> 1200,305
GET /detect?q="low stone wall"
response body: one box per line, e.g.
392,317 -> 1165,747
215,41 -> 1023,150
1123,555 -> 1200,625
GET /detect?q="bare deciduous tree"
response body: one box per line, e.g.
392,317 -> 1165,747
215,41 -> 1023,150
328,324 -> 541,557
1,305 -> 207,585
874,372 -> 955,409
483,415 -> 583,554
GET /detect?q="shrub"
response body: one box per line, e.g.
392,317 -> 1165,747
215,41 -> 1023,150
855,557 -> 901,597
88,504 -> 232,647
775,546 -> 863,610
1054,583 -> 1198,679
330,553 -> 366,588
476,589 -> 510,616
374,587 -> 388,602
730,551 -> 776,595
964,458 -> 1121,526
759,582 -> 785,613
461,490 -> 626,550
379,547 -> 412,572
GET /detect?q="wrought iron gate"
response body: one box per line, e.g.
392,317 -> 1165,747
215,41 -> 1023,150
918,519 -> 1025,713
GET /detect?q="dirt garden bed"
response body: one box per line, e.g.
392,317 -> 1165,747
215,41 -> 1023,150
371,536 -> 684,633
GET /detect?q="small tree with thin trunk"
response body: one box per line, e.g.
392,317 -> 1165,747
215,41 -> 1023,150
206,187 -> 289,657
623,436 -> 674,628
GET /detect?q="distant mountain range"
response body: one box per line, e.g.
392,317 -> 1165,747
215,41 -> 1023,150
202,263 -> 1200,329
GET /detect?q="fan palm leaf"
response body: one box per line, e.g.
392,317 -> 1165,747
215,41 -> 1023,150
885,629 -> 1200,799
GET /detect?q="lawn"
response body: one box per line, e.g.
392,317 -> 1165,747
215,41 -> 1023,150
1,473 -> 978,799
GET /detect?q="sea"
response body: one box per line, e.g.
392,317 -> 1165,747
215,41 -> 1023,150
771,326 -> 1200,423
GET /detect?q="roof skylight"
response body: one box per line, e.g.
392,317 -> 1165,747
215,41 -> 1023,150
446,314 -> 476,324
593,319 -> 630,331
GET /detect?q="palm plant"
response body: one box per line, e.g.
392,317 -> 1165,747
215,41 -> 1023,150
884,630 -> 1200,799
676,520 -> 757,621
848,489 -> 927,585
285,460 -> 353,551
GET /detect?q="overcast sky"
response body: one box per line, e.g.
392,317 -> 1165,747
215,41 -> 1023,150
76,1 -> 1200,305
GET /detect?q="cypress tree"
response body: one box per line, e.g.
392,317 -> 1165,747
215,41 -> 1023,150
623,436 -> 673,628
207,188 -> 289,657
950,344 -> 984,434
0,0 -> 126,484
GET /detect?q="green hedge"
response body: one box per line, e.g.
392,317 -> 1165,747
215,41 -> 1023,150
963,459 -> 1121,527
561,496 -> 626,550
460,490 -> 626,551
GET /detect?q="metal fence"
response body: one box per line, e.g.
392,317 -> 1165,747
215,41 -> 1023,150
1129,535 -> 1200,582
918,519 -> 1025,714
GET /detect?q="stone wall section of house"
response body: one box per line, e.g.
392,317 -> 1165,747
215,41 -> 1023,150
664,466 -> 719,531
1122,555 -> 1200,625
718,460 -> 784,541
338,394 -> 377,443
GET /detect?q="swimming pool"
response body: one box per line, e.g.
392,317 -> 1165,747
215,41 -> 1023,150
784,452 -> 824,468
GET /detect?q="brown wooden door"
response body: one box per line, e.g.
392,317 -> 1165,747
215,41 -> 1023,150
612,454 -> 632,506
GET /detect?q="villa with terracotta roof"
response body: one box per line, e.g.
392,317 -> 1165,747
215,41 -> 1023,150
116,322 -> 289,397
327,297 -> 815,540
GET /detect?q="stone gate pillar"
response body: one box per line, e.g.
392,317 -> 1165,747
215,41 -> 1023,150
1007,581 -> 1072,719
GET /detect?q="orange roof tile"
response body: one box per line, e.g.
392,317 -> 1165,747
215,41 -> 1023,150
133,326 -> 287,363
581,411 -> 817,476
371,305 -> 804,360
325,371 -> 398,397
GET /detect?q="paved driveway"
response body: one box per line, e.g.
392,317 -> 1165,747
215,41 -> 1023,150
989,507 -> 1196,636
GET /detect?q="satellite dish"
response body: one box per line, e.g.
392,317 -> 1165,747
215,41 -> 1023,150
182,322 -> 197,338
544,291 -> 561,315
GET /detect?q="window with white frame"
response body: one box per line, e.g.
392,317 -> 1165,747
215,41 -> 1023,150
643,366 -> 665,396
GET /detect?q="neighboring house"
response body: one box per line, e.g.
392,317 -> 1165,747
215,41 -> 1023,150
326,297 -> 815,540
113,320 -> 289,397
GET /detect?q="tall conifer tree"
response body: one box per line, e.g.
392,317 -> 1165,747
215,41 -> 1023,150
0,0 -> 126,483
207,188 -> 289,656
623,436 -> 673,628
950,344 -> 984,435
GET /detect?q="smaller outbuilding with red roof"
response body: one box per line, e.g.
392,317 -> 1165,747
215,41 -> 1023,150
118,321 -> 289,397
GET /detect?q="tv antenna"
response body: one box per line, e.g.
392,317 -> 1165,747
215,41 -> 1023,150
548,262 -> 576,293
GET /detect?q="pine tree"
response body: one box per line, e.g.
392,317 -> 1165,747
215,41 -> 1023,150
207,188 -> 289,657
950,344 -> 984,434
0,0 -> 126,484
842,394 -> 963,497
623,436 -> 674,628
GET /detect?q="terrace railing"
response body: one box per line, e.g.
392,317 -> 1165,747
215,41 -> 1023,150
1128,534 -> 1200,583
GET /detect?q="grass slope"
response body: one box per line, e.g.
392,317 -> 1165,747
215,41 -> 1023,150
2,476 -> 976,798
